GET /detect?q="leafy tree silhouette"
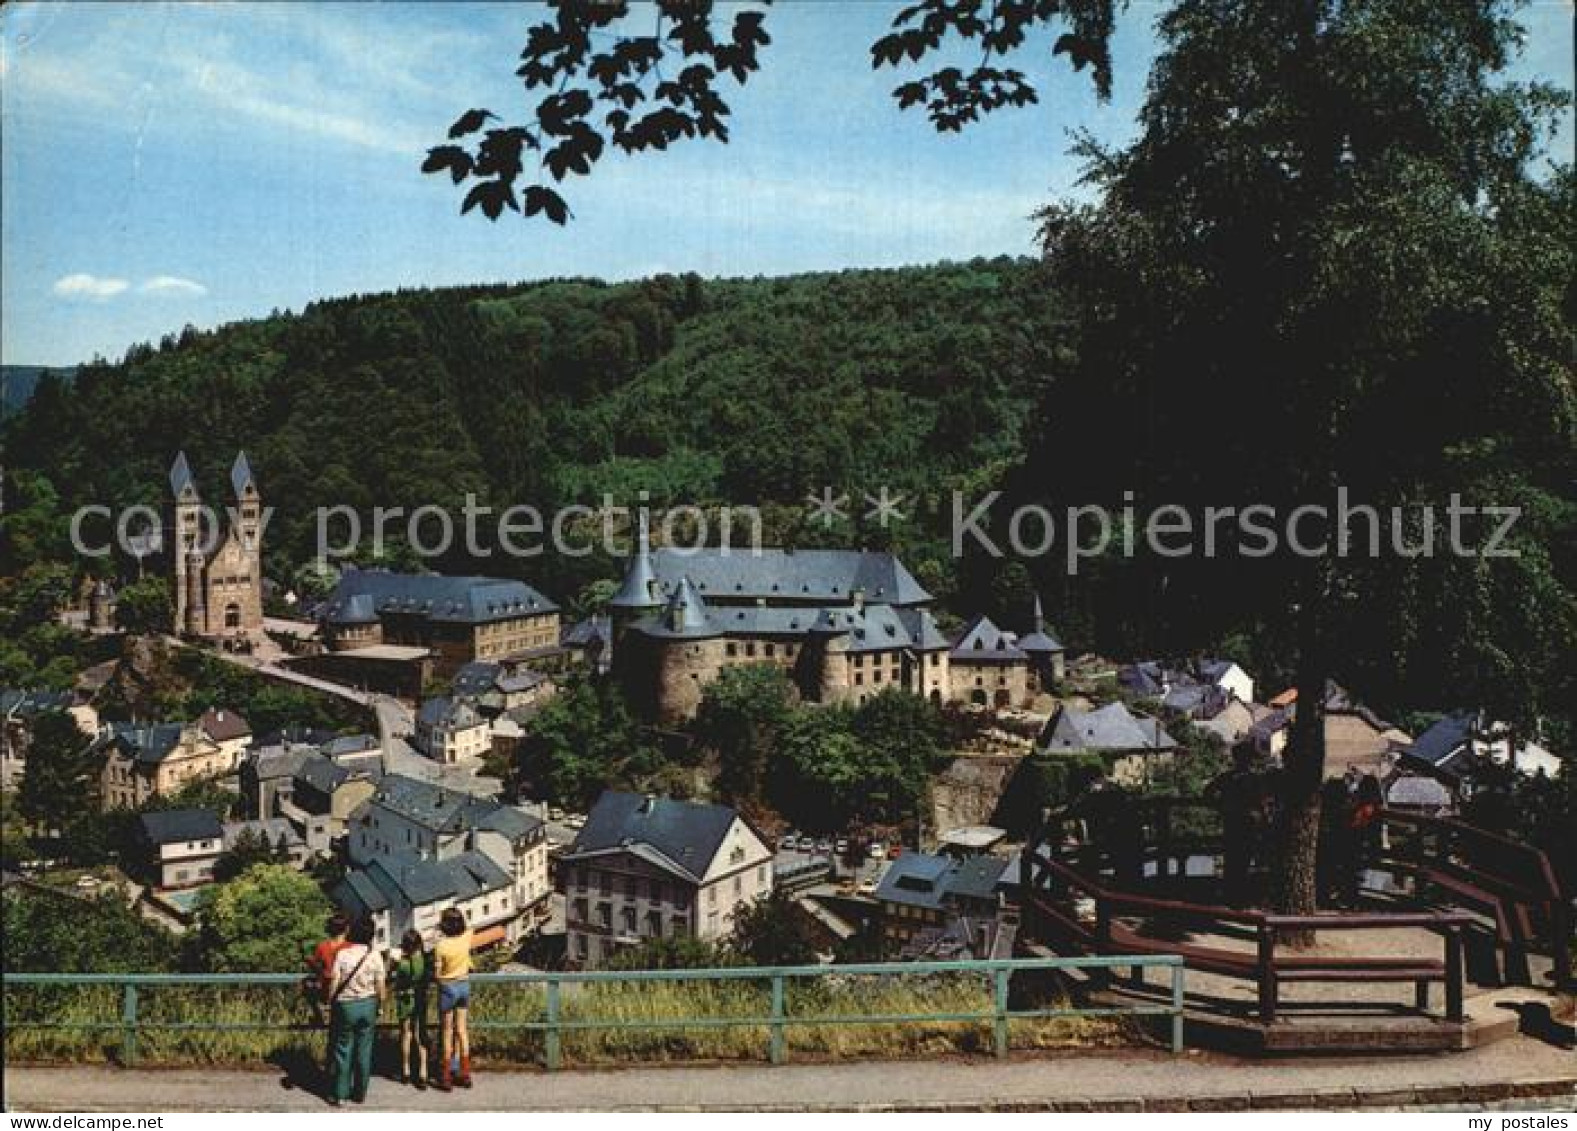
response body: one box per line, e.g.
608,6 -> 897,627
424,0 -> 1117,223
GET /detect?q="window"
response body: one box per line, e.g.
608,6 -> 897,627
597,903 -> 612,928
708,886 -> 717,906
573,898 -> 588,923
765,643 -> 776,657
599,871 -> 611,897
726,642 -> 738,657
733,875 -> 742,896
745,642 -> 756,657
622,906 -> 637,935
853,654 -> 864,668
645,910 -> 662,937
757,865 -> 767,885
854,673 -> 863,686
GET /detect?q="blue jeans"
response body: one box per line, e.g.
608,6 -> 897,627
438,980 -> 470,1013
330,997 -> 379,1101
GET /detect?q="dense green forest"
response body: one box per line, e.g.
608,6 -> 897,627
2,259 -> 1066,620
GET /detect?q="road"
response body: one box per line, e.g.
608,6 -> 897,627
198,639 -> 502,797
5,1035 -> 1574,1112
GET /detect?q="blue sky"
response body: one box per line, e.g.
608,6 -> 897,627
1,1 -> 1571,366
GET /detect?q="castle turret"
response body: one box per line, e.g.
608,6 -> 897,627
609,510 -> 663,637
1017,593 -> 1066,686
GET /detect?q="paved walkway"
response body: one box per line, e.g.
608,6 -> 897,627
7,1036 -> 1575,1112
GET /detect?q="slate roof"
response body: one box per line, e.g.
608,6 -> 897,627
619,547 -> 932,608
103,723 -> 192,766
634,577 -> 721,640
230,451 -> 257,497
0,689 -> 72,718
418,696 -> 486,730
1038,702 -> 1178,755
562,791 -> 741,883
1017,596 -> 1064,654
326,593 -> 378,626
140,808 -> 224,846
611,543 -> 663,610
361,773 -> 542,842
318,568 -> 557,627
950,615 -> 1029,662
452,663 -> 549,699
293,751 -> 357,795
323,734 -> 380,760
562,615 -> 614,649
336,849 -> 513,918
874,851 -> 1008,911
169,452 -> 196,498
251,746 -> 311,783
1406,712 -> 1476,768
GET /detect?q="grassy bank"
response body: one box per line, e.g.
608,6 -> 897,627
3,971 -> 1125,1069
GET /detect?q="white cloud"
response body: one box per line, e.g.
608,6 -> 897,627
52,273 -> 129,300
140,275 -> 208,297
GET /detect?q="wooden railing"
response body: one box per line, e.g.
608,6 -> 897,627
1024,848 -> 1473,1024
1022,798 -> 1573,1026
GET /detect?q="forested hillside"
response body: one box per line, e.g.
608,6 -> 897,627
2,259 -> 1067,614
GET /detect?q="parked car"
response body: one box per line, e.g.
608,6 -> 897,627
868,841 -> 886,859
887,844 -> 904,860
565,813 -> 586,830
548,807 -> 565,822
777,832 -> 798,850
834,838 -> 850,855
815,839 -> 833,855
857,878 -> 878,895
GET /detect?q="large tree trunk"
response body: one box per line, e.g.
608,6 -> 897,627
1270,589 -> 1331,946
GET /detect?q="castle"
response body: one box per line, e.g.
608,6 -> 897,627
609,520 -> 1063,723
169,451 -> 265,642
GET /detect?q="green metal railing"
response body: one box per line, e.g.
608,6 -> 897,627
4,955 -> 1186,1069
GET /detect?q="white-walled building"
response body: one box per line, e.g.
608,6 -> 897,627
137,809 -> 225,890
558,792 -> 774,969
413,696 -> 491,764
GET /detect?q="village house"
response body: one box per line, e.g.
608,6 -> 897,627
336,774 -> 552,948
1037,701 -> 1180,785
195,707 -> 252,765
1401,710 -> 1565,794
451,661 -> 555,715
315,568 -> 560,678
558,791 -> 773,969
95,721 -> 234,812
136,809 -> 225,890
872,851 -> 1012,957
414,696 -> 492,764
281,751 -> 380,853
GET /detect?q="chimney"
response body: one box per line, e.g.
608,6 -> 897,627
852,587 -> 866,613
